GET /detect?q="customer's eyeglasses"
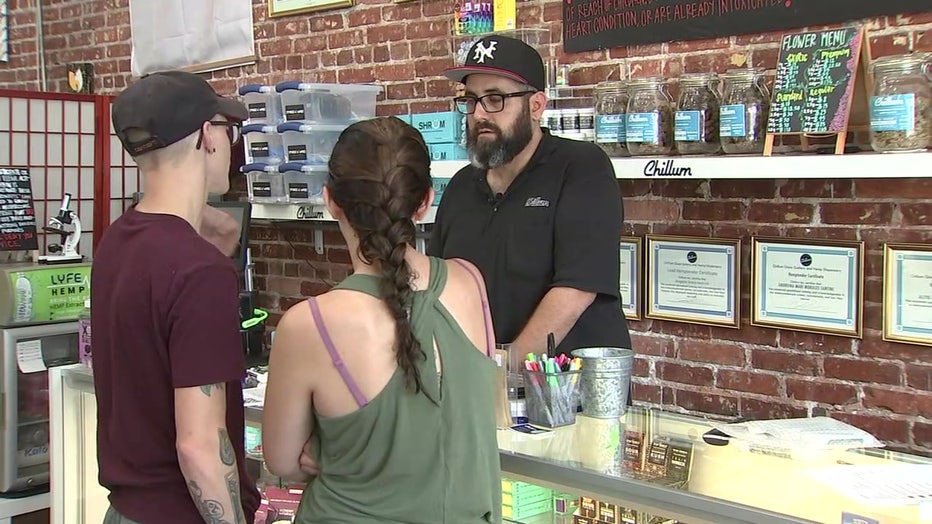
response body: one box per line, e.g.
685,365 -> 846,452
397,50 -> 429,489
454,91 -> 536,114
196,120 -> 242,150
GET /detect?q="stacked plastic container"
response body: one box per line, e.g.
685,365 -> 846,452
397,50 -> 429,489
238,82 -> 382,205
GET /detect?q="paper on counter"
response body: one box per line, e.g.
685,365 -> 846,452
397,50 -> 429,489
809,464 -> 932,506
16,340 -> 46,373
243,384 -> 266,408
712,416 -> 884,450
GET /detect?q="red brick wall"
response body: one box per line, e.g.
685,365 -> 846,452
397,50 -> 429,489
2,0 -> 931,455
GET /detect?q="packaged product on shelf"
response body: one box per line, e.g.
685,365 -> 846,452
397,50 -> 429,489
579,496 -> 598,518
410,111 -> 465,144
560,108 -> 580,134
719,68 -> 770,155
578,107 -> 595,133
599,501 -> 619,523
674,72 -> 722,155
428,142 -> 468,161
625,77 -> 674,156
594,81 -> 629,157
544,108 -> 562,132
79,298 -> 91,367
869,53 -> 932,153
239,84 -> 283,125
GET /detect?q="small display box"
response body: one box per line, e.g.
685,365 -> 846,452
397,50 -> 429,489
238,84 -> 283,125
277,122 -> 346,164
275,81 -> 381,124
242,124 -> 285,165
242,163 -> 287,203
280,162 -> 328,205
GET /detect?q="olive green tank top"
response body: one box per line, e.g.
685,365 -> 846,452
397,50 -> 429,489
294,256 -> 502,524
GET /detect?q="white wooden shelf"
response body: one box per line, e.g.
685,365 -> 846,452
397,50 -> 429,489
428,151 -> 931,180
250,151 -> 929,223
251,202 -> 438,224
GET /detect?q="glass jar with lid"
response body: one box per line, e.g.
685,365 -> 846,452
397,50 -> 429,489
593,81 -> 629,157
675,72 -> 721,155
719,68 -> 770,155
625,77 -> 674,156
869,53 -> 932,153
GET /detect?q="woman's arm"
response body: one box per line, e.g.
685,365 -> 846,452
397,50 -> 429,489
262,305 -> 316,480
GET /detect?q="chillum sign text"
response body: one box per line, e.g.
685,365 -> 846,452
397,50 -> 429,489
296,206 -> 325,220
563,0 -> 929,53
643,160 -> 693,177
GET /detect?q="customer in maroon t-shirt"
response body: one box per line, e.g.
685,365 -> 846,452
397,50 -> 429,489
91,71 -> 260,523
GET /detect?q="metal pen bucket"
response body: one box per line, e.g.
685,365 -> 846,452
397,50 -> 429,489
570,347 -> 634,419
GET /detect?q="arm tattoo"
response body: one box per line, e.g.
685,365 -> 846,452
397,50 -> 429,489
200,382 -> 226,397
187,480 -> 233,524
225,470 -> 247,524
219,428 -> 236,466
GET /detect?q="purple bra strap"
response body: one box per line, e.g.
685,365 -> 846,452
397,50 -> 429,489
450,259 -> 494,358
307,297 -> 368,407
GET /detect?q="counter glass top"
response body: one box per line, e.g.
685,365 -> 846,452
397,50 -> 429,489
61,366 -> 930,524
495,408 -> 930,524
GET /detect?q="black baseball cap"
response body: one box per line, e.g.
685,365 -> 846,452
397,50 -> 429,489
112,70 -> 248,156
443,35 -> 546,92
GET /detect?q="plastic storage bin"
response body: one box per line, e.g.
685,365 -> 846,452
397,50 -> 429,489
242,124 -> 285,165
238,84 -> 283,125
280,162 -> 328,204
275,81 -> 381,124
277,122 -> 345,164
242,163 -> 287,203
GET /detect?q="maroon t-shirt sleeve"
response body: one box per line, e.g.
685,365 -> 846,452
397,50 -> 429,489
167,264 -> 245,388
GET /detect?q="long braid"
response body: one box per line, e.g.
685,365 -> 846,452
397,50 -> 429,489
327,117 -> 432,392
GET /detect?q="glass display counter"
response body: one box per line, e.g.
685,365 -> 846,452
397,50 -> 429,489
53,364 -> 931,524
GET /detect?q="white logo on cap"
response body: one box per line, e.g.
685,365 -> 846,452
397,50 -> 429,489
472,40 -> 497,64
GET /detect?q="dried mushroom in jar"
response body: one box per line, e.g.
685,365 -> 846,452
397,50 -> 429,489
675,73 -> 722,155
719,68 -> 770,155
594,81 -> 630,157
625,77 -> 675,156
869,54 -> 932,153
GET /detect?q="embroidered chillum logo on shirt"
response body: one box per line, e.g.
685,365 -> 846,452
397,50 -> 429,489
524,197 -> 550,207
472,41 -> 497,63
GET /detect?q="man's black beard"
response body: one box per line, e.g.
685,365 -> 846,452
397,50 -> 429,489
466,105 -> 533,170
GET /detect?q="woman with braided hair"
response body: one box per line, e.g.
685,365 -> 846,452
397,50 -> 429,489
263,116 -> 502,523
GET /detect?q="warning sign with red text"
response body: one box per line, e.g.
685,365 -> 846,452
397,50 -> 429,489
563,0 -> 928,53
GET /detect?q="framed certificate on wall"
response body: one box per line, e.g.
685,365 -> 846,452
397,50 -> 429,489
619,237 -> 642,321
883,243 -> 932,347
645,235 -> 740,328
751,237 -> 864,338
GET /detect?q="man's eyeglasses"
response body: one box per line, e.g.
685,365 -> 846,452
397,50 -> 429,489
196,120 -> 242,150
454,91 -> 536,115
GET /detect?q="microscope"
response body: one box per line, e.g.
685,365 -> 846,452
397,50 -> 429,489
38,193 -> 84,265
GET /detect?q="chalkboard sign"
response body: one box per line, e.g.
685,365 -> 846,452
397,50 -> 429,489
767,27 -> 863,135
563,0 -> 928,53
0,168 -> 39,251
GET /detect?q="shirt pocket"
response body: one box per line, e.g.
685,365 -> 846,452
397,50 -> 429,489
506,221 -> 553,282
